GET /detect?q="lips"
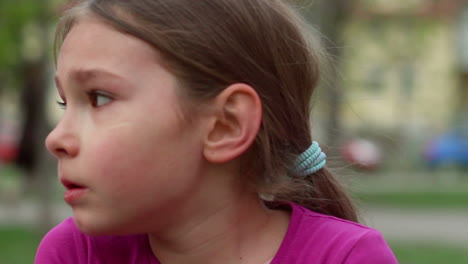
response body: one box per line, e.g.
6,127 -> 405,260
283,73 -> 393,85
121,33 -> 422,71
60,178 -> 88,204
61,178 -> 85,190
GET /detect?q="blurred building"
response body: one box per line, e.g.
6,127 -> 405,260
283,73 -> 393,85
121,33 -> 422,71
339,0 -> 467,145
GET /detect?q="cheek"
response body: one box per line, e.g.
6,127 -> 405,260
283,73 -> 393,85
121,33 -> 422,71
82,120 -> 201,193
74,117 -> 206,234
85,131 -> 157,182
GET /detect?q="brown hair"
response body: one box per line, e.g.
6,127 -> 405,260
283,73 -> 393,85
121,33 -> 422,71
55,0 -> 359,222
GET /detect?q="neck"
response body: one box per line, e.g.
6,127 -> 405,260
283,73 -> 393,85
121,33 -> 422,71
148,181 -> 289,264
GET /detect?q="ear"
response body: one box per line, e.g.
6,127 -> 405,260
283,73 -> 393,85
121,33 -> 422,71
203,83 -> 262,163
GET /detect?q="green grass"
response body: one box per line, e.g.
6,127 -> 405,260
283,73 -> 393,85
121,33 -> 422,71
390,241 -> 468,264
348,169 -> 468,209
0,226 -> 41,264
354,190 -> 468,209
0,165 -> 22,190
0,164 -> 22,177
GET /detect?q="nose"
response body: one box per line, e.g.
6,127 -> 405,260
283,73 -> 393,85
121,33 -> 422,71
45,118 -> 79,159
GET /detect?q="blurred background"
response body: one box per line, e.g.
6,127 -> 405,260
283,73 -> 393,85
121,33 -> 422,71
0,0 -> 467,263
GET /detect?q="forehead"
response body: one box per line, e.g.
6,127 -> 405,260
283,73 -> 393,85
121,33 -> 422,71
57,16 -> 159,79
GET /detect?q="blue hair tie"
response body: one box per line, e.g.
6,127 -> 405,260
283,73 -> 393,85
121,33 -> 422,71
292,141 -> 327,177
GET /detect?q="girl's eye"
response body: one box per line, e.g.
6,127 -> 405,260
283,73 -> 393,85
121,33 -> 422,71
56,100 -> 66,109
88,91 -> 112,107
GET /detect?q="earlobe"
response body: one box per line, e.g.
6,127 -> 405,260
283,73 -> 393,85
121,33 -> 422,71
203,84 -> 262,163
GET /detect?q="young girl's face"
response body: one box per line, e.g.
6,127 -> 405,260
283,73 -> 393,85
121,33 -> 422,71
47,16 -> 208,235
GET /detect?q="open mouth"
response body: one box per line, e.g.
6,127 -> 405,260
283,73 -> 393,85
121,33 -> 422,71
65,182 -> 85,190
61,178 -> 85,190
61,178 -> 88,204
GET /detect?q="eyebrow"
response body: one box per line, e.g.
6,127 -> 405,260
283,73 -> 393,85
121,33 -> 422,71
54,68 -> 128,89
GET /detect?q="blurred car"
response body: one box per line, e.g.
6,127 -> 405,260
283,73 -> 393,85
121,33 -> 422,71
0,121 -> 19,163
341,138 -> 382,170
423,131 -> 468,168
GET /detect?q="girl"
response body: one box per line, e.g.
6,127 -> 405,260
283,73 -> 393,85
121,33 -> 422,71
36,0 -> 398,263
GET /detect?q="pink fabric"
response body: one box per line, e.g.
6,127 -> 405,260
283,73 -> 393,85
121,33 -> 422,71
35,203 -> 398,263
269,204 -> 398,263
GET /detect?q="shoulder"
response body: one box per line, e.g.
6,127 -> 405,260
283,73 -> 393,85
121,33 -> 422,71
35,218 -> 153,264
297,205 -> 378,240
35,218 -> 86,264
273,204 -> 398,264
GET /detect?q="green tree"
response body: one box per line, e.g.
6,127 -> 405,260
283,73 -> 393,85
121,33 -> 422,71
300,0 -> 350,153
0,0 -> 61,232
317,0 -> 349,150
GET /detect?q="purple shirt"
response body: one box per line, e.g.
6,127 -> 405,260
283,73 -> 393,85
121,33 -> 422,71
35,203 -> 398,263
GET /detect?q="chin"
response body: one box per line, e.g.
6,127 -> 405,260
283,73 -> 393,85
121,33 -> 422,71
74,218 -> 109,236
73,213 -> 133,236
